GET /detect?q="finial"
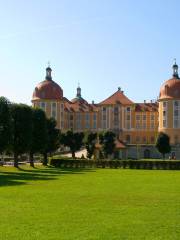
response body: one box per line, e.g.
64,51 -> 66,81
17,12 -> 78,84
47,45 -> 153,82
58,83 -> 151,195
76,83 -> 81,98
45,62 -> 52,81
172,58 -> 179,78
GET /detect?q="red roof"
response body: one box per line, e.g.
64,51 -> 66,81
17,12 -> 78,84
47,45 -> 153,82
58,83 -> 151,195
32,80 -> 63,100
99,90 -> 134,105
159,77 -> 180,100
135,103 -> 158,112
64,99 -> 99,113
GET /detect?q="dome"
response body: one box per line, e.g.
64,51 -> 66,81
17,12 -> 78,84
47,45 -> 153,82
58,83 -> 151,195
71,96 -> 88,104
159,61 -> 180,100
159,77 -> 180,100
71,85 -> 88,104
32,80 -> 63,100
32,66 -> 63,101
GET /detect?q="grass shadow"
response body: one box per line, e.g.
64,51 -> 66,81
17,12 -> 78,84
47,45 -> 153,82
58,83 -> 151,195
0,166 -> 96,187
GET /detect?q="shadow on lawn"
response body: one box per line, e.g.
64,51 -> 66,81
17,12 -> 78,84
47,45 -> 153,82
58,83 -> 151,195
0,166 -> 96,187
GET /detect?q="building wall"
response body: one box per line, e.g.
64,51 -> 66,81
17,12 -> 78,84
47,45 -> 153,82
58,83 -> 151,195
32,99 -> 159,145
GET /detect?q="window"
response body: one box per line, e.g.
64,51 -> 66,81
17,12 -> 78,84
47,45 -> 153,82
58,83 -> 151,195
174,101 -> 178,107
114,106 -> 119,113
174,135 -> 179,144
126,135 -> 131,143
174,110 -> 178,117
126,122 -> 131,130
126,107 -> 130,112
150,136 -> 155,143
51,102 -> 57,119
143,115 -> 146,121
40,102 -> 46,111
163,102 -> 167,108
150,123 -> 154,129
174,120 -> 178,128
126,115 -> 130,120
85,113 -> 90,121
93,113 -> 97,120
136,115 -> 140,120
103,115 -> 106,120
150,114 -> 155,120
136,136 -> 140,143
163,110 -> 166,117
143,136 -> 146,143
103,107 -> 106,112
163,120 -> 166,128
102,121 -> 106,129
136,123 -> 141,129
93,121 -> 97,129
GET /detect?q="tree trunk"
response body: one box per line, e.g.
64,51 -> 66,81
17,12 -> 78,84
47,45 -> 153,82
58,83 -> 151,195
29,152 -> 34,167
43,152 -> 48,166
72,151 -> 75,159
14,153 -> 18,168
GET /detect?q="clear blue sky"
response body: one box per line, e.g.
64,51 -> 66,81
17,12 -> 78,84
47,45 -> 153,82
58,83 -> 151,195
0,0 -> 180,104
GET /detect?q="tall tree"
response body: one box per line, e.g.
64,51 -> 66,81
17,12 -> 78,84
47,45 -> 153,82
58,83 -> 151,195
42,118 -> 60,166
29,108 -> 47,167
0,97 -> 12,158
100,131 -> 116,158
60,130 -> 84,158
85,132 -> 97,159
10,104 -> 33,167
156,132 -> 171,159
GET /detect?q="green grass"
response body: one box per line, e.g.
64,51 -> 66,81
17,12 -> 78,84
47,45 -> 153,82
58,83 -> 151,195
0,166 -> 180,240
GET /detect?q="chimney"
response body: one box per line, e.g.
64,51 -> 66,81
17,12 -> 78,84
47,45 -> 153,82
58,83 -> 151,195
92,100 -> 94,104
144,100 -> 146,103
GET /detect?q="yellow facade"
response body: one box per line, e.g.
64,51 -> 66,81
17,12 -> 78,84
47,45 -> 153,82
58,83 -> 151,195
32,63 -> 180,147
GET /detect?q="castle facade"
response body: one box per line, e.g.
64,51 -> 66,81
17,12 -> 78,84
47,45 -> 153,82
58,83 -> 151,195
32,62 -> 180,159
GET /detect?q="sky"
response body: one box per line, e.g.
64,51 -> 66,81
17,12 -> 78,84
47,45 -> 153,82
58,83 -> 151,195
0,0 -> 180,105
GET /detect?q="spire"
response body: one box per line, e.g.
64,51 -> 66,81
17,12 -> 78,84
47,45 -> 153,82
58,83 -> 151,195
45,61 -> 52,81
172,58 -> 179,78
76,82 -> 81,98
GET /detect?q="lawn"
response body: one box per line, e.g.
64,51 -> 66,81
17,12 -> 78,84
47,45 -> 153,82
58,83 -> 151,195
0,166 -> 180,240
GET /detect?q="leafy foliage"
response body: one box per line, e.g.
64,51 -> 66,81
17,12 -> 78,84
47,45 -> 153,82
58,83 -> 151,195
156,132 -> 171,159
29,108 -> 47,167
60,130 -> 84,158
10,104 -> 33,167
42,118 -> 60,165
99,131 -> 116,158
84,132 -> 97,159
0,97 -> 12,155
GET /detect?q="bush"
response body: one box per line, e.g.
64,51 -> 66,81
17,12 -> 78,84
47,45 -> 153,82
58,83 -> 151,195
49,158 -> 180,170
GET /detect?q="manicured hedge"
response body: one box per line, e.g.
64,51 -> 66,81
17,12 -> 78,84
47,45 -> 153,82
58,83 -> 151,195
49,158 -> 180,170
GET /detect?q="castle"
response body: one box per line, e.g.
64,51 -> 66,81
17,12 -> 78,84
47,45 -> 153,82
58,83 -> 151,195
32,62 -> 180,159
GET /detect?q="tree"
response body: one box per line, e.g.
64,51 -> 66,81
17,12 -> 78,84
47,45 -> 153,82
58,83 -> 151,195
60,130 -> 84,158
29,108 -> 47,167
84,132 -> 97,159
42,118 -> 60,166
10,104 -> 33,167
155,132 -> 171,159
99,131 -> 116,158
0,97 -> 12,158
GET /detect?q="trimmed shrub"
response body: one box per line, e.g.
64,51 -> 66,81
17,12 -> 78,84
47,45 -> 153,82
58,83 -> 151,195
49,158 -> 180,170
